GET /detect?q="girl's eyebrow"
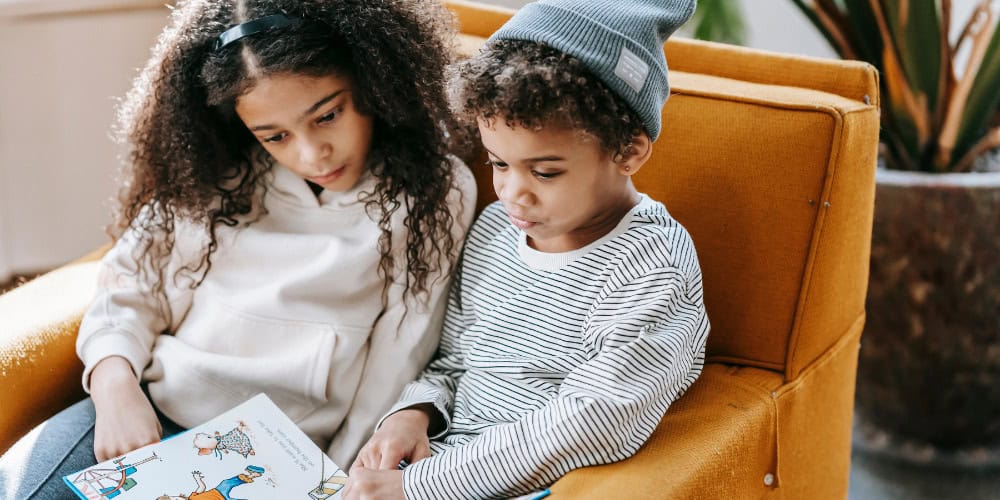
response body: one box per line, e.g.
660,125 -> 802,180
249,89 -> 347,131
299,89 -> 347,120
484,147 -> 565,164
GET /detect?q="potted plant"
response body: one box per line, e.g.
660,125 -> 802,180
786,1 -> 1000,461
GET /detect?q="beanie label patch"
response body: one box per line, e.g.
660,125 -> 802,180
614,46 -> 649,93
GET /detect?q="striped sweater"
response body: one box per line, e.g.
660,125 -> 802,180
386,195 -> 710,499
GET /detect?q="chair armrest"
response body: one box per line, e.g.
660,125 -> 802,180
551,364 -> 783,499
0,251 -> 102,455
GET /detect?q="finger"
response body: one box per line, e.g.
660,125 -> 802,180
412,441 -> 431,463
377,448 -> 401,470
101,445 -> 122,462
125,436 -> 152,455
95,439 -> 120,462
352,443 -> 369,469
135,435 -> 156,451
350,460 -> 366,476
357,448 -> 376,469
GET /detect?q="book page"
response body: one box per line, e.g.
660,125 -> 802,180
63,394 -> 347,500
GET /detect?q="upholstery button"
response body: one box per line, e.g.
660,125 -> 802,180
764,473 -> 775,486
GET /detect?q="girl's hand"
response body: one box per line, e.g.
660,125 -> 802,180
354,407 -> 433,470
89,356 -> 163,461
341,465 -> 405,500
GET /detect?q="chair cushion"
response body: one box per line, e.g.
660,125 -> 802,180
0,258 -> 96,453
551,363 -> 783,498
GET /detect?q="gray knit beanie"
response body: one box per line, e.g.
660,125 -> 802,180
488,0 -> 696,141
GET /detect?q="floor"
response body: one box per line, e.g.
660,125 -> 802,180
848,423 -> 1000,500
850,451 -> 1000,499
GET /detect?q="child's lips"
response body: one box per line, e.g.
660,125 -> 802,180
509,214 -> 537,229
309,165 -> 346,184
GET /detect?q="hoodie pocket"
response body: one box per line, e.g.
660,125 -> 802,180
150,299 -> 338,423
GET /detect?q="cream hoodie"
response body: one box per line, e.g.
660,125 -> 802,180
77,158 -> 476,466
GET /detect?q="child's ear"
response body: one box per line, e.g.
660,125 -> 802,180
615,132 -> 654,176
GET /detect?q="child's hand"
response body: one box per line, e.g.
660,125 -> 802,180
89,356 -> 163,461
354,407 -> 432,470
341,464 -> 405,500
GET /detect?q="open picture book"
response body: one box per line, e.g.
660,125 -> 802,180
63,393 -> 347,499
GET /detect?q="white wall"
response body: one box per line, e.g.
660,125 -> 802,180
734,0 -> 835,58
0,1 -> 170,280
0,0 -> 840,281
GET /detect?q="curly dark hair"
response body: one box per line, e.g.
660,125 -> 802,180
448,39 -> 646,159
113,0 -> 463,306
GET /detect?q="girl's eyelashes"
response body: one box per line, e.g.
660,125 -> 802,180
533,171 -> 560,179
317,107 -> 342,124
263,132 -> 288,144
258,106 -> 342,144
485,159 -> 508,169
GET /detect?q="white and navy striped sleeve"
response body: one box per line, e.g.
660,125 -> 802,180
401,235 -> 710,499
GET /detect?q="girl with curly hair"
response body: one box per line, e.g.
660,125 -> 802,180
0,0 -> 475,496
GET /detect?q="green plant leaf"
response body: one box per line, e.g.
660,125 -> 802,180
952,24 -> 1000,167
691,0 -> 746,45
837,1 -> 923,167
864,1 -> 934,168
787,0 -> 998,171
840,0 -> 883,66
890,1 -> 944,119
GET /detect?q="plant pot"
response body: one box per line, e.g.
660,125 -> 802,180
855,169 -> 1000,457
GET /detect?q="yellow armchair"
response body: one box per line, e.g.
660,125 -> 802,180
0,1 -> 879,498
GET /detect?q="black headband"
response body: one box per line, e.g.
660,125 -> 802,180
215,14 -> 296,51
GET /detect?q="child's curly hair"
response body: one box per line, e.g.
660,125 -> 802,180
114,0 -> 462,304
448,39 -> 646,159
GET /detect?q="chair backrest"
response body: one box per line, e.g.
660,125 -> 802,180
446,0 -> 880,381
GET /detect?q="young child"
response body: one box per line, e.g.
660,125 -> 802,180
0,0 -> 475,497
346,1 -> 708,498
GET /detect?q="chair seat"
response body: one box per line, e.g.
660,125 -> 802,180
0,258 -> 96,453
553,364 -> 783,498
